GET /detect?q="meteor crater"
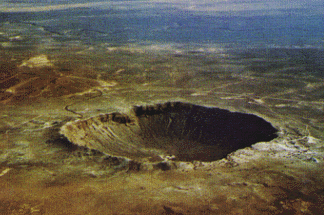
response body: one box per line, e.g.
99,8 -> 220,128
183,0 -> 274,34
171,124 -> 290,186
60,102 -> 278,162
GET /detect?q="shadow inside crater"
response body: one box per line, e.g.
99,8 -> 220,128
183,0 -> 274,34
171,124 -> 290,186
60,102 -> 278,162
133,102 -> 278,161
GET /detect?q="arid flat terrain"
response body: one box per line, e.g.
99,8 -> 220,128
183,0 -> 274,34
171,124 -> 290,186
1,9 -> 324,214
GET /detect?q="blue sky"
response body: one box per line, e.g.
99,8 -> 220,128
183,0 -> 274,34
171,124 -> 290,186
0,0 -> 323,14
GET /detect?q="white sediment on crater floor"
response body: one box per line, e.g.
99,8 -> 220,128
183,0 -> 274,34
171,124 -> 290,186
0,42 -> 11,48
19,54 -> 54,68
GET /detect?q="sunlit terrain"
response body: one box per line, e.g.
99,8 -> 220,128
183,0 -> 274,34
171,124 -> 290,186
1,1 -> 324,214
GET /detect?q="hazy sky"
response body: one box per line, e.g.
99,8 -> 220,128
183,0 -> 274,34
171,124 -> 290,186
0,0 -> 323,14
